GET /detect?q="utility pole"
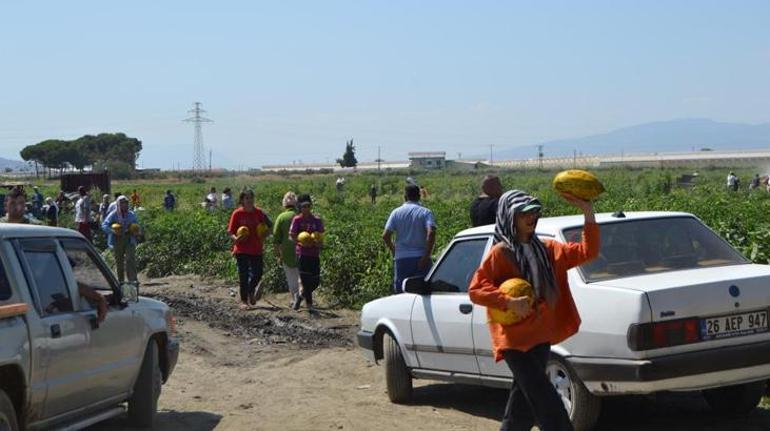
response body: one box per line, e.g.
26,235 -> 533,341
573,149 -> 577,168
537,145 -> 544,169
377,145 -> 381,171
489,144 -> 494,165
183,102 -> 213,173
209,149 -> 212,172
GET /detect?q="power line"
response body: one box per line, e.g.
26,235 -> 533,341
183,102 -> 213,172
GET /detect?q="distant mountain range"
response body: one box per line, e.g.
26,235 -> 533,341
492,118 -> 770,160
0,157 -> 29,172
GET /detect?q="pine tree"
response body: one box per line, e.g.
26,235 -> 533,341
337,139 -> 358,168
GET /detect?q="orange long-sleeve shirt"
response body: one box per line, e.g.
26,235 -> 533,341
468,222 -> 600,361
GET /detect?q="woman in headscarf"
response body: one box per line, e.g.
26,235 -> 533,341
468,190 -> 599,431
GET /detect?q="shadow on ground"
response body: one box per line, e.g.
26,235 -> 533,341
86,410 -> 222,431
409,383 -> 770,430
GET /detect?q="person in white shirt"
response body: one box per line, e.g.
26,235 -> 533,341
74,186 -> 92,242
206,187 -> 218,210
726,172 -> 738,191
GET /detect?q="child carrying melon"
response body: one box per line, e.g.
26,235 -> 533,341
289,194 -> 325,315
227,189 -> 272,310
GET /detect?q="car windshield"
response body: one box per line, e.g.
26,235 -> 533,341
563,216 -> 748,282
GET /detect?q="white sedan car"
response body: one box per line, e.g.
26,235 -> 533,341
358,211 -> 770,430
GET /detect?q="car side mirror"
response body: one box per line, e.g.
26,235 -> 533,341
121,282 -> 139,303
403,276 -> 428,295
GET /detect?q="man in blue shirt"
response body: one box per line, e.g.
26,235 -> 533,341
382,184 -> 437,294
102,196 -> 141,284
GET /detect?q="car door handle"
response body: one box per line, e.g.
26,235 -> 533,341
50,324 -> 61,338
459,304 -> 473,314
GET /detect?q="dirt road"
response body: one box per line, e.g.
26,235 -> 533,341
91,276 -> 770,431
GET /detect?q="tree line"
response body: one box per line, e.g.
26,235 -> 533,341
20,133 -> 142,178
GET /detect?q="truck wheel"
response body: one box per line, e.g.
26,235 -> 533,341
0,389 -> 18,431
703,381 -> 764,417
128,341 -> 162,428
546,355 -> 601,431
383,332 -> 412,403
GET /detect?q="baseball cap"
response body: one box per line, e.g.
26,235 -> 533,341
521,203 -> 542,213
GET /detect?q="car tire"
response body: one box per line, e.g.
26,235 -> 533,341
383,332 -> 412,403
0,389 -> 19,431
128,340 -> 162,428
547,355 -> 601,431
703,381 -> 765,417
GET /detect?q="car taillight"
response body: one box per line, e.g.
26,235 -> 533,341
628,318 -> 700,351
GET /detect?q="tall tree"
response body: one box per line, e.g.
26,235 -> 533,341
336,139 -> 357,168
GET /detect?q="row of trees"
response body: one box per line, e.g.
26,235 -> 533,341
20,133 -> 142,178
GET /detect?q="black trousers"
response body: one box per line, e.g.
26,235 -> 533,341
500,343 -> 574,431
297,255 -> 320,306
235,254 -> 264,303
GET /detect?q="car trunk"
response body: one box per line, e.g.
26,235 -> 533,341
592,264 -> 770,356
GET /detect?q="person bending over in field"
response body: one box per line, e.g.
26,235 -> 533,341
468,190 -> 599,431
289,194 -> 324,315
228,189 -> 272,310
273,192 -> 303,307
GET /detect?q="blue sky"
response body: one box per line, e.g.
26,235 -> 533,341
1,1 -> 768,168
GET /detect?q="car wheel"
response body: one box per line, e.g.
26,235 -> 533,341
546,355 -> 601,431
703,381 -> 765,417
0,390 -> 19,431
128,340 -> 162,428
383,332 -> 412,403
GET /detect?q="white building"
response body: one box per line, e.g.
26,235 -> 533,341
408,152 -> 446,169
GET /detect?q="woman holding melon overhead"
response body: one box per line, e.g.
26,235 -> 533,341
101,196 -> 142,285
227,189 -> 272,310
469,189 -> 599,431
289,194 -> 325,315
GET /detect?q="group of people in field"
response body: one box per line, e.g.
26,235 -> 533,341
0,186 -> 144,287
225,189 -> 325,315
727,171 -> 770,192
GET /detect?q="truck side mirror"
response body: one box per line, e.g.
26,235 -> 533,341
403,276 -> 428,295
121,282 -> 139,303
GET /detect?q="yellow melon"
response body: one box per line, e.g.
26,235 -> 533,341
129,223 -> 141,235
311,231 -> 324,242
552,169 -> 605,201
297,231 -> 312,246
236,226 -> 250,238
489,278 -> 535,325
111,223 -> 122,235
256,223 -> 268,238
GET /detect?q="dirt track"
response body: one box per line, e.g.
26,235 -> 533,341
90,275 -> 770,431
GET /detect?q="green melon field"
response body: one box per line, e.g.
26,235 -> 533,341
34,166 -> 770,309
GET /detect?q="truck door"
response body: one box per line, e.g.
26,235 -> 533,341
60,238 -> 142,403
15,238 -> 93,418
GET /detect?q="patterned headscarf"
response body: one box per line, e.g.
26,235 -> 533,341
494,190 -> 558,307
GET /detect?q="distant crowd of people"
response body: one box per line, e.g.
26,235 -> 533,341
727,171 -> 770,192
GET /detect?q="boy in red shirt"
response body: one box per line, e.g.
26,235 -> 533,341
227,189 -> 272,309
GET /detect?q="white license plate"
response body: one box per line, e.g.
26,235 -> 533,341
700,310 -> 769,340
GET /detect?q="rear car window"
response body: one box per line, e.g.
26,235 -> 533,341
564,217 -> 748,282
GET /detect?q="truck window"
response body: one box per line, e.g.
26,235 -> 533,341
429,238 -> 488,293
22,248 -> 73,315
0,260 -> 11,302
61,239 -> 115,292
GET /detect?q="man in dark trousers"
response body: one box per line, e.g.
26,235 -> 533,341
470,175 -> 503,227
